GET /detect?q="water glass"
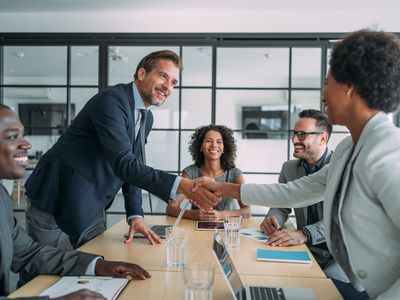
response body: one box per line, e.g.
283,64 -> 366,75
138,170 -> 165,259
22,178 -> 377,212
165,227 -> 188,268
224,215 -> 242,248
183,262 -> 215,300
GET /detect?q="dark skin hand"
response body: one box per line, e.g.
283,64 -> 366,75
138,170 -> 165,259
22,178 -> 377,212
53,289 -> 106,300
95,259 -> 151,280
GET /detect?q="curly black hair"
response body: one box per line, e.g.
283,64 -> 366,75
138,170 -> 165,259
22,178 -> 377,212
189,125 -> 237,170
330,29 -> 400,113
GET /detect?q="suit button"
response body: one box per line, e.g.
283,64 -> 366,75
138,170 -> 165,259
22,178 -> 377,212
357,270 -> 367,279
106,195 -> 112,200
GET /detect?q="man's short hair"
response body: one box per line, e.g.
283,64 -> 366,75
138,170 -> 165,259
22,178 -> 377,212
298,109 -> 332,137
134,50 -> 183,80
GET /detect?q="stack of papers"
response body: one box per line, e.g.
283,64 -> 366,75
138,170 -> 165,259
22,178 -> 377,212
40,276 -> 129,300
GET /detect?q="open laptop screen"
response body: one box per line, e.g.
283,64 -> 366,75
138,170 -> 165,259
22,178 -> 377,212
212,232 -> 244,299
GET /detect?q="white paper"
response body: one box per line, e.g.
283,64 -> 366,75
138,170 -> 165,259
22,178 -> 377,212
240,228 -> 269,242
40,276 -> 129,300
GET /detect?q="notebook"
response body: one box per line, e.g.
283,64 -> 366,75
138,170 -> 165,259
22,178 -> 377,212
212,232 -> 317,300
256,249 -> 311,264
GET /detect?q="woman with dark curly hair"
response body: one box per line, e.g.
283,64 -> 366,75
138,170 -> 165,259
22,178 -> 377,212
194,30 -> 400,299
166,125 -> 251,220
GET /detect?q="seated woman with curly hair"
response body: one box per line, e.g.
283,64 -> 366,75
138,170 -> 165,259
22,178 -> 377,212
166,124 -> 251,221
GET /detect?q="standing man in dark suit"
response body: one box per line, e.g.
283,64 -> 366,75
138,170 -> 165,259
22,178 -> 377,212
24,50 -> 219,252
260,109 -> 348,283
0,104 -> 151,300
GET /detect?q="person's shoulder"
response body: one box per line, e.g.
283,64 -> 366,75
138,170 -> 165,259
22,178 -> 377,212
182,164 -> 200,179
282,158 -> 301,169
100,82 -> 132,98
231,166 -> 242,174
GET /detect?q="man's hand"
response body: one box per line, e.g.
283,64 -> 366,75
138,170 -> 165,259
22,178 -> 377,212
198,209 -> 223,221
266,229 -> 308,247
95,259 -> 151,280
53,289 -> 106,300
124,218 -> 162,245
260,216 -> 281,236
178,177 -> 221,210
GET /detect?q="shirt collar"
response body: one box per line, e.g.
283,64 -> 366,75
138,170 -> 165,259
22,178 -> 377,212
132,81 -> 146,110
302,147 -> 328,175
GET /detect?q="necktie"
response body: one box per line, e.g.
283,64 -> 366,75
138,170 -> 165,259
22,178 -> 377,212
138,109 -> 153,215
139,109 -> 148,164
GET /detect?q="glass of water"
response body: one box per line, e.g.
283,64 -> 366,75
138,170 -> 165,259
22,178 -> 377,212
165,227 -> 188,268
183,262 -> 215,300
224,215 -> 242,248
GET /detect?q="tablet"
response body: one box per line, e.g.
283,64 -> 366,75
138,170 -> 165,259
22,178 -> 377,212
124,224 -> 170,239
196,221 -> 225,231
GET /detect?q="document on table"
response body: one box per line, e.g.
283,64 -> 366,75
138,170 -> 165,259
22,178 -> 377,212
240,228 -> 269,242
40,276 -> 129,300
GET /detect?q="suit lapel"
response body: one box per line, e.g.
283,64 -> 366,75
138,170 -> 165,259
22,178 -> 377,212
295,162 -> 308,225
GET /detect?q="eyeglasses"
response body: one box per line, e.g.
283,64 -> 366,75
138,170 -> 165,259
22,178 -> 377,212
289,130 -> 323,140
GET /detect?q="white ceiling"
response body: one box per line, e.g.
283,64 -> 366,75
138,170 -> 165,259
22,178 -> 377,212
0,0 -> 396,13
0,0 -> 399,33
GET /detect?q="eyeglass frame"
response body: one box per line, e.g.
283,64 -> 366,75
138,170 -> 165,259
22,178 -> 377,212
289,130 -> 324,140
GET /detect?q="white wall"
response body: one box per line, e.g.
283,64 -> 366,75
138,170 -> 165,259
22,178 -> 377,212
0,0 -> 399,33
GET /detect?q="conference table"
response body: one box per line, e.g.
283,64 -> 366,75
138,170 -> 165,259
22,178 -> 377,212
10,215 -> 342,299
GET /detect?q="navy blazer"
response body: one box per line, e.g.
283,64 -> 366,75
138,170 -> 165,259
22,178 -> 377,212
25,82 -> 177,237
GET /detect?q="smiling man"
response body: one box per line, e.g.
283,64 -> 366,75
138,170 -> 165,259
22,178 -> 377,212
0,105 -> 151,300
260,109 -> 348,283
23,50 -> 219,263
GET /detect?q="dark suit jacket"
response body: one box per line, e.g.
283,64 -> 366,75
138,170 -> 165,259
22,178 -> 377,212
0,184 -> 96,298
25,82 -> 177,237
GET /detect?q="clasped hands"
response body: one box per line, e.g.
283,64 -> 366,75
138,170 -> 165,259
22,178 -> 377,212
260,216 -> 308,246
179,176 -> 221,210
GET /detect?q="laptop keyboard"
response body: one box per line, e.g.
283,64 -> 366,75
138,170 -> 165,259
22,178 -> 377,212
249,286 -> 286,300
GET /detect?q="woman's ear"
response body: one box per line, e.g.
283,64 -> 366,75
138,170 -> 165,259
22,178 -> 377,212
346,84 -> 355,97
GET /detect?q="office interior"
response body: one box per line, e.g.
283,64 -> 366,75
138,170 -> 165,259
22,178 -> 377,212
1,1 -> 399,293
1,0 -> 399,227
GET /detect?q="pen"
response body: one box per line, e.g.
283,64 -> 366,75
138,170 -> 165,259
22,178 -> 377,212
173,198 -> 190,229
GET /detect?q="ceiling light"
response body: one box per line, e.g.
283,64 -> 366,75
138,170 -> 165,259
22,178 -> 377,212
14,52 -> 25,58
75,52 -> 88,57
198,47 -> 211,57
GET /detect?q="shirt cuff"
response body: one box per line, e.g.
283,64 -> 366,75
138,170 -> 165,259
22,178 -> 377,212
302,227 -> 313,245
170,176 -> 182,200
85,257 -> 103,275
127,215 -> 144,224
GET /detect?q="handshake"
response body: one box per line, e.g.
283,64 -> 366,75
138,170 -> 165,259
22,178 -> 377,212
178,177 -> 224,210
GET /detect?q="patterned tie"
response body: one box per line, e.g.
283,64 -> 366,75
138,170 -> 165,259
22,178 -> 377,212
139,109 -> 148,164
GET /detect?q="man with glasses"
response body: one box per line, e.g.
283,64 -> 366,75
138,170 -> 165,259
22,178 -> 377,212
260,109 -> 348,283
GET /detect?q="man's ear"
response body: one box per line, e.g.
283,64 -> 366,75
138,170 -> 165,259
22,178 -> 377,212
320,131 -> 329,145
137,67 -> 146,81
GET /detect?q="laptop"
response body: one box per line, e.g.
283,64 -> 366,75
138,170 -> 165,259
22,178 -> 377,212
212,232 -> 317,300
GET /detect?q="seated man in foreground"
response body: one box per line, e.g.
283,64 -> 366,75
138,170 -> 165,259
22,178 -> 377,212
260,109 -> 348,283
0,104 -> 150,300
